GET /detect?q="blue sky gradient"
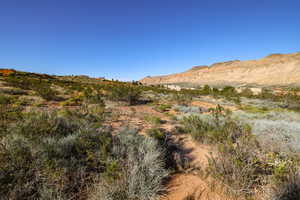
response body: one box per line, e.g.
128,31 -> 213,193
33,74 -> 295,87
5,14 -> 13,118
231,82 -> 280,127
1,0 -> 300,80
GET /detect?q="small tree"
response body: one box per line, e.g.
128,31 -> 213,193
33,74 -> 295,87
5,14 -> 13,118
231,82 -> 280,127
34,84 -> 57,101
109,85 -> 141,105
240,88 -> 253,98
202,85 -> 211,95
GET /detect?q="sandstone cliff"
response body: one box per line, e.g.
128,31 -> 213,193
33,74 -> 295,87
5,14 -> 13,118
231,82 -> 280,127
140,52 -> 300,87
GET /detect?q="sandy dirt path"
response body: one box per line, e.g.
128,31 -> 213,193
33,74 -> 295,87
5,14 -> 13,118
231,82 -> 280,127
109,104 -> 241,200
160,134 -> 235,200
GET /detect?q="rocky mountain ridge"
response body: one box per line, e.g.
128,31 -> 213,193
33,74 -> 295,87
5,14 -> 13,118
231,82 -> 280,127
140,52 -> 300,87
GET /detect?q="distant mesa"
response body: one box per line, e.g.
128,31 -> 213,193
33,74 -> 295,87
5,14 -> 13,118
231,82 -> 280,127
140,52 -> 300,87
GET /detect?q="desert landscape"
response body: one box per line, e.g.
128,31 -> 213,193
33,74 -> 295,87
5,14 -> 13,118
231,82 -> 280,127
1,60 -> 300,199
1,0 -> 300,199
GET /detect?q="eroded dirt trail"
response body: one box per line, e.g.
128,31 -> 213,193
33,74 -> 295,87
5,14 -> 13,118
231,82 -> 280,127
160,134 -> 234,200
109,104 -> 239,200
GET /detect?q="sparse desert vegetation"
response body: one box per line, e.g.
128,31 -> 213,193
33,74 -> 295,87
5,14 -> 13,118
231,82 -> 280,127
1,70 -> 300,200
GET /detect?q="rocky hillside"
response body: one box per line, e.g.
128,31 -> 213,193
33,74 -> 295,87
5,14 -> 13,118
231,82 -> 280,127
140,52 -> 300,87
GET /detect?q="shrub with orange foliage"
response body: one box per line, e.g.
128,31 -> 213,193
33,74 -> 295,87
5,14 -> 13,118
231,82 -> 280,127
0,69 -> 16,76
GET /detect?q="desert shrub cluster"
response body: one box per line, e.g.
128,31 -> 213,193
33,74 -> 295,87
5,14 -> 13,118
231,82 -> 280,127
2,71 -> 148,107
107,84 -> 142,105
247,88 -> 300,112
144,115 -> 163,125
196,85 -> 241,104
233,109 -> 300,153
0,108 -> 109,199
4,75 -> 58,101
155,104 -> 172,112
61,88 -> 105,107
182,105 -> 251,144
171,92 -> 193,105
173,105 -> 201,114
196,85 -> 300,111
0,107 -> 168,200
182,105 -> 300,199
2,70 -> 300,200
0,95 -> 23,136
89,129 -> 168,200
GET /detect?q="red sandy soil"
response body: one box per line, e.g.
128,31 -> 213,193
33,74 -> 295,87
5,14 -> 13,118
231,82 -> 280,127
161,134 -> 240,200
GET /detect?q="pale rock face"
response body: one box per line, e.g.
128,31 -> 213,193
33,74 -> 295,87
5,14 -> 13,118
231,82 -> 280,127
165,85 -> 182,91
140,52 -> 300,87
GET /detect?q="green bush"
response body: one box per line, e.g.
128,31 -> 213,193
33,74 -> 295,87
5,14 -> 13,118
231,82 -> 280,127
14,111 -> 80,141
108,85 -> 142,105
58,104 -> 105,129
83,89 -> 105,106
221,86 -> 237,96
0,94 -> 13,105
144,115 -> 163,125
61,94 -> 84,106
241,105 -> 269,113
172,93 -> 192,105
34,83 -> 57,101
182,105 -> 251,144
156,104 -> 172,112
147,128 -> 166,141
201,85 -> 211,95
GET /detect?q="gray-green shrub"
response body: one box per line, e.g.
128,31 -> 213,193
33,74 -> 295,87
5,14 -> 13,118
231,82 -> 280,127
0,110 -> 113,199
108,85 -> 142,105
182,106 -> 251,144
89,129 -> 169,200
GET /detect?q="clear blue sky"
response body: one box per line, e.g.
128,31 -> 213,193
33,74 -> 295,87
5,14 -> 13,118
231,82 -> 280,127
1,0 -> 299,80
